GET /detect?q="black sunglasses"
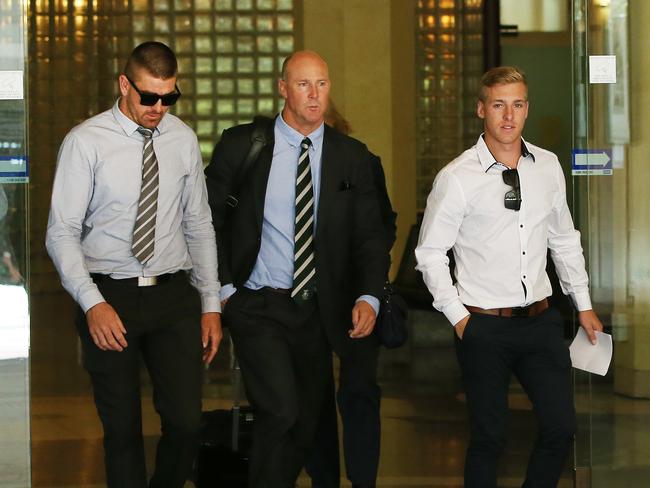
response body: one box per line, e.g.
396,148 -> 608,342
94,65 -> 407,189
125,75 -> 181,106
502,168 -> 522,211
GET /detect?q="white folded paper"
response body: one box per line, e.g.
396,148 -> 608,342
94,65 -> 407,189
569,328 -> 613,376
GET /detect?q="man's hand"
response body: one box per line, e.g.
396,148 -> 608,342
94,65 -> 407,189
86,302 -> 128,351
578,309 -> 603,345
201,312 -> 223,364
454,314 -> 470,339
349,301 -> 376,339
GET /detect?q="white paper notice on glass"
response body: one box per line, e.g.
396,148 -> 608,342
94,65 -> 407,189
589,55 -> 617,84
569,328 -> 613,376
0,71 -> 24,100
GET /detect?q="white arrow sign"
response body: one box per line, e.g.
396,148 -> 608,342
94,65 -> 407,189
574,152 -> 611,168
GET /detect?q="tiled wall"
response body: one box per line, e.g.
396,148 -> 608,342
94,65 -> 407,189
415,0 -> 483,209
28,0 -> 297,290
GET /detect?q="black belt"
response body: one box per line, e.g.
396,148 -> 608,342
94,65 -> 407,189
90,271 -> 183,287
261,286 -> 291,295
465,298 -> 549,318
260,286 -> 316,301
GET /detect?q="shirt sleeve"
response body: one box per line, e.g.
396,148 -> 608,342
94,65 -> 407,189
547,162 -> 593,311
414,169 -> 470,326
45,131 -> 106,312
219,283 -> 237,302
356,295 -> 380,316
181,134 -> 222,313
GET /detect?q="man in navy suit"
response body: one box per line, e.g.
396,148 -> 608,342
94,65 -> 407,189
206,50 -> 389,488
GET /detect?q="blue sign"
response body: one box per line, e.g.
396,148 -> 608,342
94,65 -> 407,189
0,156 -> 29,182
571,149 -> 612,175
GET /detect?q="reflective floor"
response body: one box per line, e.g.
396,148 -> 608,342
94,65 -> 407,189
0,292 -> 647,486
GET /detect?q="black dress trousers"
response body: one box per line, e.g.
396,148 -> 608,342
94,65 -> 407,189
454,307 -> 576,488
76,272 -> 203,488
307,336 -> 381,487
223,287 -> 332,488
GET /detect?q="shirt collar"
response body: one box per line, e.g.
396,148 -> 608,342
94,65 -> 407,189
476,133 -> 536,172
112,99 -> 163,137
520,139 -> 534,161
276,112 -> 324,152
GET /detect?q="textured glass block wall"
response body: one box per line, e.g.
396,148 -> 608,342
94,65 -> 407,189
31,0 -> 295,158
129,0 -> 295,156
28,0 -> 297,290
415,0 -> 484,209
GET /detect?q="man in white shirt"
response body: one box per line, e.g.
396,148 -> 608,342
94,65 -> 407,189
415,66 -> 603,487
46,41 -> 221,487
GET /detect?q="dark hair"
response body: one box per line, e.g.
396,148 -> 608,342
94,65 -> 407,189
124,41 -> 178,80
479,66 -> 527,102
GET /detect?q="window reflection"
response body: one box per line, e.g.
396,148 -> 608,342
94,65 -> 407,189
0,184 -> 29,360
501,0 -> 569,32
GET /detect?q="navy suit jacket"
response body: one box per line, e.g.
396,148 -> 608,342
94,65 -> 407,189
206,118 -> 389,353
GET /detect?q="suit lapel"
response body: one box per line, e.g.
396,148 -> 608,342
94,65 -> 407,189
316,126 -> 342,240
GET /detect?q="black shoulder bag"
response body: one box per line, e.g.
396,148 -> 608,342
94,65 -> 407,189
376,281 -> 409,348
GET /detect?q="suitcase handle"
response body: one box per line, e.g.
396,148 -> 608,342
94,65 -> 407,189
230,337 -> 242,451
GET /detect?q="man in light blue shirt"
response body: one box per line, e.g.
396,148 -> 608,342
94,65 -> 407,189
219,114 -> 379,312
46,41 -> 221,488
206,50 -> 388,488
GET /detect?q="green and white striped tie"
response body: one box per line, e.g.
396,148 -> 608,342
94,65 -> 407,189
291,137 -> 316,302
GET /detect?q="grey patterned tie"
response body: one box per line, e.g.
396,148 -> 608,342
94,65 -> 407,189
291,138 -> 316,302
132,127 -> 159,264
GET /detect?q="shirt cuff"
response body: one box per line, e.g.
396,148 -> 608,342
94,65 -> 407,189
356,295 -> 380,316
442,300 -> 470,327
571,291 -> 593,312
220,283 -> 237,302
78,287 -> 106,314
201,294 -> 222,314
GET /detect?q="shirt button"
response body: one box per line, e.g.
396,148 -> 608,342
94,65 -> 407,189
520,224 -> 524,228
522,251 -> 526,255
523,275 -> 527,279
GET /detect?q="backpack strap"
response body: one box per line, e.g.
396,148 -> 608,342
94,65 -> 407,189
225,115 -> 273,208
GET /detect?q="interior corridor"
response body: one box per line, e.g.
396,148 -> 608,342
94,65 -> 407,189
18,290 -> 591,487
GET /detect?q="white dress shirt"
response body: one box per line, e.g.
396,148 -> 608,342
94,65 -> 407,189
46,101 -> 221,313
415,134 -> 592,326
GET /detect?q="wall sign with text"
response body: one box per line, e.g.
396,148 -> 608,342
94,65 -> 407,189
571,149 -> 613,176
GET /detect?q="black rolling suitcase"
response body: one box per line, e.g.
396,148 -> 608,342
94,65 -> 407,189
197,116 -> 269,486
195,346 -> 253,487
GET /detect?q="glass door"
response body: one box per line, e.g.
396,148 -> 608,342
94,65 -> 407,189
0,0 -> 30,486
572,0 -> 650,485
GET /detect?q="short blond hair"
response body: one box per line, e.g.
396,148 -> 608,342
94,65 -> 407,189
479,66 -> 527,102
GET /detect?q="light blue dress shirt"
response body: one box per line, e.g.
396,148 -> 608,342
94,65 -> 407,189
220,114 -> 379,314
46,101 -> 221,313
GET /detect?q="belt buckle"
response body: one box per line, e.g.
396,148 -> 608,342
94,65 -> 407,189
300,289 -> 313,301
511,306 -> 529,317
138,276 -> 157,287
